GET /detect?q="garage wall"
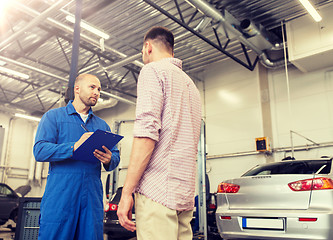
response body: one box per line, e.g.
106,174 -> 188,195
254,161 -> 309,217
203,60 -> 333,192
269,65 -> 333,159
2,62 -> 333,197
0,111 -> 47,197
203,59 -> 266,192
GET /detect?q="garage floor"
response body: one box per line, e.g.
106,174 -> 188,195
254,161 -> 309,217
1,223 -> 215,240
0,229 -> 131,240
0,228 -> 222,240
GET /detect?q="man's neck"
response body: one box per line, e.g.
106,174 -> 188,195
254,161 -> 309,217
151,52 -> 173,63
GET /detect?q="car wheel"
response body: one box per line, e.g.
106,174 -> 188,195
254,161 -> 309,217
9,209 -> 18,232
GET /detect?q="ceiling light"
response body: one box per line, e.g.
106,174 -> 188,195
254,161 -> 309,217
0,66 -> 29,79
66,15 -> 110,39
15,113 -> 41,122
298,0 -> 322,22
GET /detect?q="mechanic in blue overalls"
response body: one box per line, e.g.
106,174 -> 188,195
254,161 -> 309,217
33,73 -> 120,240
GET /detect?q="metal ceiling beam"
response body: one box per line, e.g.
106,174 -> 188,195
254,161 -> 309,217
142,0 -> 255,71
106,53 -> 141,73
0,56 -> 136,106
21,33 -> 54,56
13,1 -> 144,70
12,82 -> 60,103
48,29 -> 140,74
0,0 -> 69,52
84,31 -> 192,75
7,51 -> 69,74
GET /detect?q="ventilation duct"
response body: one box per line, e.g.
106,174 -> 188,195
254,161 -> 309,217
92,98 -> 118,112
240,19 -> 260,37
186,0 -> 285,69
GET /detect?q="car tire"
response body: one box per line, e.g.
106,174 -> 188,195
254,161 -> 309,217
9,209 -> 18,232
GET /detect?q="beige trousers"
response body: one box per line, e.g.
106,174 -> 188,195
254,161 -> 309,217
134,193 -> 193,240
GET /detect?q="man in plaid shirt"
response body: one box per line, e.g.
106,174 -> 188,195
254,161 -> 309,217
117,26 -> 202,240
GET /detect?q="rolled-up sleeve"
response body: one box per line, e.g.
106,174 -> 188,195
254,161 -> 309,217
104,145 -> 120,171
133,65 -> 163,142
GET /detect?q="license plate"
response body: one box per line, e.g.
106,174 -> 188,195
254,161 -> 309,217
242,217 -> 284,230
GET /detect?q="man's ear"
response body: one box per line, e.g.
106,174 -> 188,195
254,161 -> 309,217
146,41 -> 153,54
74,85 -> 80,95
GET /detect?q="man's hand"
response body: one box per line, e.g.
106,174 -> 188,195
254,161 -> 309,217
93,146 -> 112,165
74,132 -> 93,151
117,193 -> 136,232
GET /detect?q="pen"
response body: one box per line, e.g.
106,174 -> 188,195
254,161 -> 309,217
81,124 -> 89,132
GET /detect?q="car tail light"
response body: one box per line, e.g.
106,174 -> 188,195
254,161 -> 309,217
217,182 -> 240,193
288,177 -> 333,191
220,216 -> 231,220
208,203 -> 216,209
299,218 -> 317,222
104,203 -> 118,212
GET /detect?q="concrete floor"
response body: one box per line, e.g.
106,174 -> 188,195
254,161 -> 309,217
0,225 -> 137,240
1,228 -> 221,240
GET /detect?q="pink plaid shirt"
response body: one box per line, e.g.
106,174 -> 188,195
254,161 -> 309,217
133,58 -> 202,211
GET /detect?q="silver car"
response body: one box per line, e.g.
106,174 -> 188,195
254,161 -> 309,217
215,158 -> 333,240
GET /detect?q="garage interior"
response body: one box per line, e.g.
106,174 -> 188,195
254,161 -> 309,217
1,0 -> 333,239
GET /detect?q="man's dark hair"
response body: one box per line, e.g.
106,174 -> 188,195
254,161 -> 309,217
144,26 -> 174,53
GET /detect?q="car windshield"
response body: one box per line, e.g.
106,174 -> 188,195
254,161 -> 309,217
242,160 -> 332,176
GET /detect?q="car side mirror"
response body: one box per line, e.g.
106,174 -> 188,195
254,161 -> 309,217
8,193 -> 17,198
105,174 -> 110,200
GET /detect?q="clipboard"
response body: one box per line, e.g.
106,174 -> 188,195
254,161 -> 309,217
73,129 -> 123,163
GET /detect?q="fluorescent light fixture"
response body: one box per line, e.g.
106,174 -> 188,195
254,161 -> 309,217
298,0 -> 322,22
66,15 -> 110,39
0,60 -> 6,66
0,66 -> 29,79
15,113 -> 41,122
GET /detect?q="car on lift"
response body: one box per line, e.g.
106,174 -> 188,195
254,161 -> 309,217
216,157 -> 333,240
0,183 -> 31,230
103,174 -> 136,240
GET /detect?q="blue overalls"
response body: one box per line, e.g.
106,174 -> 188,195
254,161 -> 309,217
33,101 -> 120,240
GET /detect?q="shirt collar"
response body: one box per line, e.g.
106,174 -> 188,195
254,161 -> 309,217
66,100 -> 94,116
160,58 -> 182,69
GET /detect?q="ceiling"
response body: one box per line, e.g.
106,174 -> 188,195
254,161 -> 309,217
0,0 -> 332,116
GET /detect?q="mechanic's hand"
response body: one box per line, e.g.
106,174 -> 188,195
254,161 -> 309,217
74,132 -> 93,151
94,146 -> 112,165
117,194 -> 136,232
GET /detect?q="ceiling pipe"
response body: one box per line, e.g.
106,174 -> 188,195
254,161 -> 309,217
0,0 -> 70,52
0,56 -> 136,106
78,62 -> 100,74
106,53 -> 142,73
79,53 -> 142,75
13,1 -> 144,69
0,56 -> 68,82
186,0 -> 285,69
